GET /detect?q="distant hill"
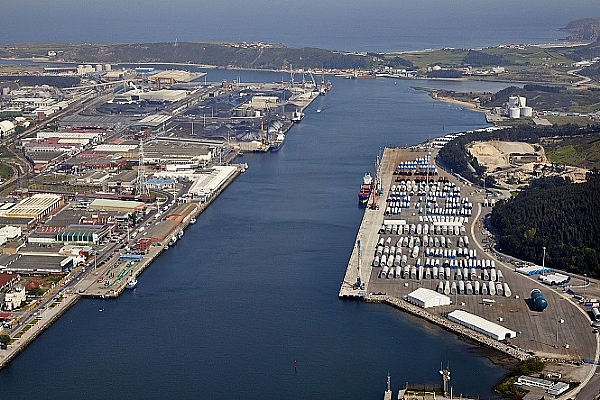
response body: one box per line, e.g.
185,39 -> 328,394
0,42 -> 372,71
562,18 -> 600,42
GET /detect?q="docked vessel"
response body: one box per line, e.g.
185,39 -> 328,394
358,173 -> 373,203
189,218 -> 196,224
291,109 -> 304,122
125,277 -> 138,290
270,133 -> 285,152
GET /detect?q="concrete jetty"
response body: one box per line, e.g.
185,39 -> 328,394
0,164 -> 245,370
339,146 -> 599,369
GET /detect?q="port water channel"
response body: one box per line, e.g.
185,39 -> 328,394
0,71 -> 511,399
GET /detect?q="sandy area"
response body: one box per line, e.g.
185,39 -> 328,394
468,141 -> 542,170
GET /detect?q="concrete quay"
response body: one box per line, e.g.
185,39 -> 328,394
365,294 -> 531,360
338,147 -> 400,298
339,146 -> 600,391
79,164 -> 244,299
0,164 -> 244,370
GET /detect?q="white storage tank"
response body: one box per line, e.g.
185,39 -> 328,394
458,280 -> 465,294
474,280 -> 480,295
388,267 -> 395,279
519,96 -> 526,107
489,282 -> 496,296
520,106 -> 533,117
508,96 -> 520,107
372,256 -> 380,267
509,107 -> 520,119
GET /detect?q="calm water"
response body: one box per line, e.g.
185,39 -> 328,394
0,73 -> 510,398
2,1 -> 599,52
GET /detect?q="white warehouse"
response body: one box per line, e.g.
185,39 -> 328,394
448,309 -> 517,340
407,287 -> 451,308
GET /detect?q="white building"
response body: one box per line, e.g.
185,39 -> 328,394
3,285 -> 26,311
0,120 -> 15,137
448,309 -> 517,340
407,287 -> 451,308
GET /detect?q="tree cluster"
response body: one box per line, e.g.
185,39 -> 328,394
490,172 -> 600,277
462,50 -> 506,67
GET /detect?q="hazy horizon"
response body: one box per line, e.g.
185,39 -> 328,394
1,1 -> 598,52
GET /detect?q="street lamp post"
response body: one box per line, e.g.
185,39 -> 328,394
556,318 -> 564,348
542,246 -> 546,269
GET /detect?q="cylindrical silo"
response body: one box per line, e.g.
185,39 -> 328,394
509,107 -> 520,119
490,268 -> 497,282
372,256 -> 380,267
474,280 -> 480,295
489,282 -> 496,296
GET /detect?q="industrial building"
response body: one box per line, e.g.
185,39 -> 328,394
448,309 -> 517,340
148,70 -> 200,84
130,114 -> 172,132
0,120 -> 15,137
89,199 -> 146,213
516,265 -> 552,276
406,288 -> 451,308
4,194 -> 63,221
187,165 -> 237,200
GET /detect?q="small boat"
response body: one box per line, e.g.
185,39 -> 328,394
125,277 -> 137,290
190,218 -> 196,224
358,173 -> 373,204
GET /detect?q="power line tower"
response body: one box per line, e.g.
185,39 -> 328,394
135,138 -> 149,196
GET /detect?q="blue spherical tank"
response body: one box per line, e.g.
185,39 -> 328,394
530,289 -> 548,311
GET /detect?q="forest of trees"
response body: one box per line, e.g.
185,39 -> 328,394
490,172 -> 600,277
436,124 -> 600,276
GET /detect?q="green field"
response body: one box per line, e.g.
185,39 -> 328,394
544,134 -> 600,169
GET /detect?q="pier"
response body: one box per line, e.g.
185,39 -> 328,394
0,163 -> 245,370
339,146 -> 600,375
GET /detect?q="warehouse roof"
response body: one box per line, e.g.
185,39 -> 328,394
407,287 -> 451,308
448,309 -> 517,340
89,199 -> 146,212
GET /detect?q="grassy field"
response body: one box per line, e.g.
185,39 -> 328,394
544,133 -> 600,169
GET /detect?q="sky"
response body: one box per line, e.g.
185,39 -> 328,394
1,1 -> 598,51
